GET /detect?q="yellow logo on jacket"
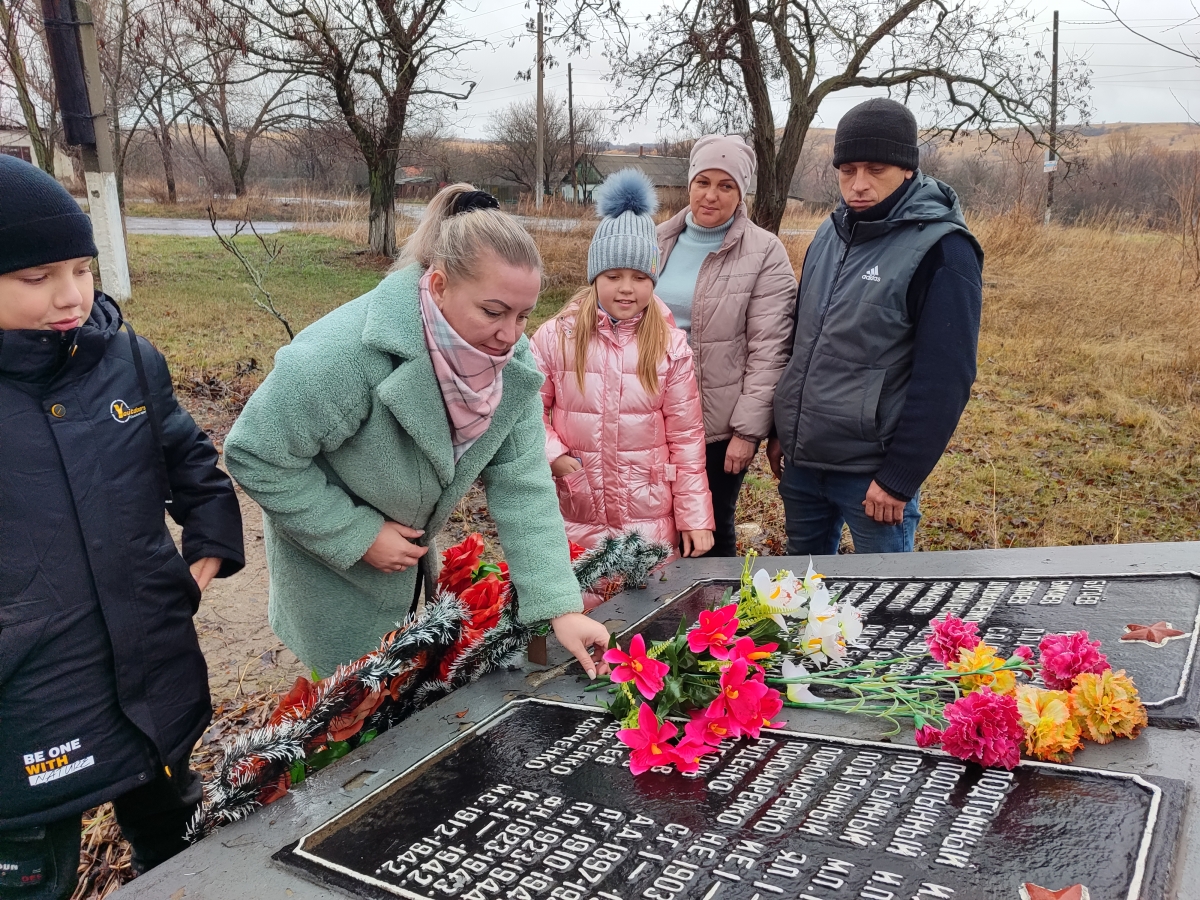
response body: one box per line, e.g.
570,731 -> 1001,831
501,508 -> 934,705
110,399 -> 147,423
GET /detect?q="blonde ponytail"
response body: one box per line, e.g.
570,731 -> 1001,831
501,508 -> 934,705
392,183 -> 543,281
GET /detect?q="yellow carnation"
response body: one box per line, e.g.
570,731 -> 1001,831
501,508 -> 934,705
950,643 -> 1016,695
1016,685 -> 1083,762
1070,669 -> 1148,744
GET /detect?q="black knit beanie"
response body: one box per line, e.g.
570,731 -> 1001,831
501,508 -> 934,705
831,98 -> 920,170
0,155 -> 97,276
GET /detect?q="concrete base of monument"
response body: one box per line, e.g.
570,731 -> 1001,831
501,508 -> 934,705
114,542 -> 1200,900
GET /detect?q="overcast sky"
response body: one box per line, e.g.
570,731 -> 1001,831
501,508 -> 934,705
436,0 -> 1200,144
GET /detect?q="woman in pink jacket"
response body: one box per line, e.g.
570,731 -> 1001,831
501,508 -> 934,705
531,169 -> 715,561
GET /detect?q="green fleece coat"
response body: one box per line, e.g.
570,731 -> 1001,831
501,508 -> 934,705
224,265 -> 583,675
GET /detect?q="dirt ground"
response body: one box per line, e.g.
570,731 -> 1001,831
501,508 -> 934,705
189,488 -> 309,700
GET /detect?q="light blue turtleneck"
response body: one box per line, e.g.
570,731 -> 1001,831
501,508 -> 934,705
655,212 -> 735,334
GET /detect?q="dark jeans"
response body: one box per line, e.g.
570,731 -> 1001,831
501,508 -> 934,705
778,463 -> 921,555
0,763 -> 201,900
705,439 -> 750,557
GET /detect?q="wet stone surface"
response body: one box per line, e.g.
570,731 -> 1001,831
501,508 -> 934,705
281,701 -> 1171,900
636,574 -> 1200,728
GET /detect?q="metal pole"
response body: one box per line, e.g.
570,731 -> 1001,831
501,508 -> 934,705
535,1 -> 544,210
568,62 -> 577,204
42,0 -> 130,300
1044,9 -> 1058,226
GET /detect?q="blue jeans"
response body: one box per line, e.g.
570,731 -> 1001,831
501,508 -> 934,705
778,464 -> 920,555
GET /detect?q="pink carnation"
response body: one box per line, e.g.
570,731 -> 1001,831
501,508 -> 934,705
925,615 -> 981,664
1038,631 -> 1110,691
914,724 -> 944,748
1013,645 -> 1034,662
939,688 -> 1024,770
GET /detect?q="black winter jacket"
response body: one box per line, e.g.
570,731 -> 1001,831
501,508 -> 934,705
0,294 -> 244,827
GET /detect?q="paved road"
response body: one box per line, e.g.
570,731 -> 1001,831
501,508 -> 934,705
128,214 -> 816,239
129,210 -> 590,237
126,217 -> 316,237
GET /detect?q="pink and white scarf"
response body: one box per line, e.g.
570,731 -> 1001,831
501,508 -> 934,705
418,271 -> 515,461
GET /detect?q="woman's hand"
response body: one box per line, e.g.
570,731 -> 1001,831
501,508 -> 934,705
362,522 -> 428,573
550,454 -> 582,477
189,557 -> 222,593
551,612 -> 612,680
724,436 -> 758,474
680,530 -> 714,558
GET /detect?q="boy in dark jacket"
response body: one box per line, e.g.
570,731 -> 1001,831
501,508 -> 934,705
0,157 -> 244,898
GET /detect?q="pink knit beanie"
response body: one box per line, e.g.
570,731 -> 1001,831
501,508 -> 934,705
688,134 -> 756,198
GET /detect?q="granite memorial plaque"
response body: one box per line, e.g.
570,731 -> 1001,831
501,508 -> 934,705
280,700 -> 1175,900
632,573 -> 1200,728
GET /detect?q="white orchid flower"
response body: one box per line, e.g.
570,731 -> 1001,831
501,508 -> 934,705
802,614 -> 845,665
753,568 -> 806,616
781,658 -> 823,704
836,605 -> 865,645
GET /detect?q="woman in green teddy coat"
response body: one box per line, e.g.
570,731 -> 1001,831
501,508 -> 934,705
224,185 -> 611,678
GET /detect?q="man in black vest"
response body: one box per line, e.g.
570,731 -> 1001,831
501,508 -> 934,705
768,98 -> 983,554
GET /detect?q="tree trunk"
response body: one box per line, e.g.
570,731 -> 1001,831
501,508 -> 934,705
0,0 -> 53,174
159,121 -> 177,203
751,107 -> 815,235
367,153 -> 398,257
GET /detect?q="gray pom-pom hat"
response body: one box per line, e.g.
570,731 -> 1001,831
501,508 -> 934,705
587,168 -> 661,284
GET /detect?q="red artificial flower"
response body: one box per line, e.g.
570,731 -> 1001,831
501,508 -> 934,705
327,686 -> 386,742
686,711 -> 737,745
756,687 -> 784,733
672,737 -> 715,774
568,541 -> 589,561
914,724 -> 944,748
1013,645 -> 1034,662
708,659 -> 770,731
438,533 -> 486,596
460,572 -> 507,632
1038,631 -> 1111,691
728,637 -> 779,671
939,688 -> 1024,770
926,615 -> 981,665
270,676 -> 319,725
257,772 -> 292,806
617,704 -> 680,775
604,634 -> 670,700
688,605 -> 740,659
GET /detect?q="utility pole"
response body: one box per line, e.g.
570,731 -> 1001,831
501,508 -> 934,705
568,62 -> 577,204
1044,9 -> 1059,227
42,0 -> 131,301
535,0 -> 544,210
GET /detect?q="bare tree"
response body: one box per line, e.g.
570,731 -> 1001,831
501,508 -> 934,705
0,0 -> 54,172
485,93 -> 606,197
609,0 -> 1091,233
168,0 -> 301,197
220,0 -> 479,256
124,0 -> 191,201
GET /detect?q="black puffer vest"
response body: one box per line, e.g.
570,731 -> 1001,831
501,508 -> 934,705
0,295 -> 243,827
774,174 -> 980,471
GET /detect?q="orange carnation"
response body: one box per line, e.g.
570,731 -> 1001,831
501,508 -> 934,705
1070,669 -> 1148,744
1016,685 -> 1083,762
950,643 -> 1016,695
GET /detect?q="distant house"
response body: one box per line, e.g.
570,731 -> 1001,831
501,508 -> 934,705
0,121 -> 75,180
563,153 -> 690,203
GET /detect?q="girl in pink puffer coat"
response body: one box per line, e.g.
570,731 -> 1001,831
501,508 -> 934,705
530,169 -> 715,560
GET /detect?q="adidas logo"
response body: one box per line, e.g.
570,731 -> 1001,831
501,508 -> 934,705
861,266 -> 881,282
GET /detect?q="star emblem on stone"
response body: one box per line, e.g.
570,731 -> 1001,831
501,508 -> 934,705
1020,884 -> 1089,900
1120,621 -> 1189,647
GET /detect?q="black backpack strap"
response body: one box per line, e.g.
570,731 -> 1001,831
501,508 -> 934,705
124,322 -> 174,506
